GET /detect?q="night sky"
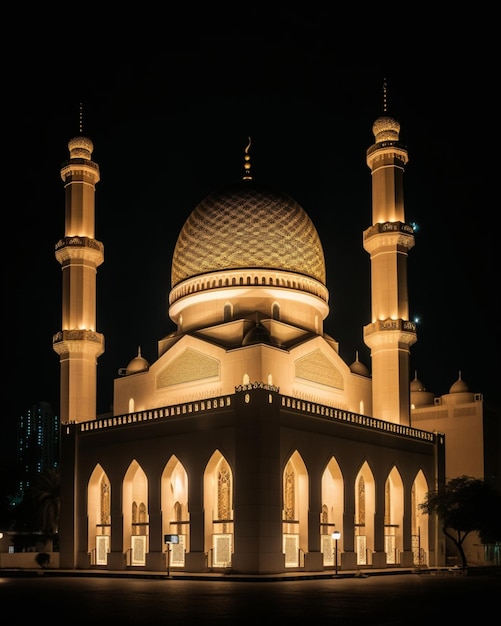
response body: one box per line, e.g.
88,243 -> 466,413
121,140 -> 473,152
4,11 -> 499,460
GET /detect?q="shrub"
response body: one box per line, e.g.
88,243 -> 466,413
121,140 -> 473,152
35,552 -> 50,568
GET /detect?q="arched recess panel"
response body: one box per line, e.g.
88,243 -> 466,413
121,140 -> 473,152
320,456 -> 344,565
123,460 -> 149,566
283,450 -> 308,567
204,450 -> 234,568
87,464 -> 111,565
412,469 -> 430,566
354,461 -> 375,565
161,455 -> 189,566
384,466 -> 404,564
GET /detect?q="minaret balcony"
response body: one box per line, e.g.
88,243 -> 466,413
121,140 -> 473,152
55,236 -> 104,264
363,222 -> 415,253
60,158 -> 100,182
364,221 -> 414,239
363,318 -> 417,347
53,329 -> 105,356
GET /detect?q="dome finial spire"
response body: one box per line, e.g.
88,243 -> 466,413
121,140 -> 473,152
243,137 -> 252,181
382,78 -> 388,114
79,102 -> 84,134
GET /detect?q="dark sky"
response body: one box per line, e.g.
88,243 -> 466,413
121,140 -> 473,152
4,11 -> 499,459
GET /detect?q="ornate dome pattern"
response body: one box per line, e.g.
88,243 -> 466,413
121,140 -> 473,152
171,182 -> 326,287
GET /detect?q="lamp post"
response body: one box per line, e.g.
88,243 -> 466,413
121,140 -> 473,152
332,531 -> 341,576
164,534 -> 179,578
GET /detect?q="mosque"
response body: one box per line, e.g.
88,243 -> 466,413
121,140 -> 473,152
54,104 -> 496,574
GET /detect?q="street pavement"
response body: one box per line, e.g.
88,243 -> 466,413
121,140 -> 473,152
1,567 -> 499,624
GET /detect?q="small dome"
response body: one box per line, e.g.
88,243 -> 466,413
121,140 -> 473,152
171,181 -> 325,287
125,347 -> 150,375
68,135 -> 94,160
410,371 -> 435,407
449,372 -> 469,394
372,115 -> 400,143
410,372 -> 426,392
349,352 -> 369,376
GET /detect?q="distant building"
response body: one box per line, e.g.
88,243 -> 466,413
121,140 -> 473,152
411,374 -> 500,565
16,401 -> 59,500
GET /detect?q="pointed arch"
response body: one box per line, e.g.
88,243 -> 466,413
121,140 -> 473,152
354,461 -> 375,565
123,460 -> 149,565
87,464 -> 111,565
321,456 -> 344,565
412,470 -> 430,566
161,455 -> 189,564
204,450 -> 234,568
384,466 -> 404,564
282,450 -> 308,567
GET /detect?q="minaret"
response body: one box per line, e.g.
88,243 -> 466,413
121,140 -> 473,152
53,115 -> 104,424
363,83 -> 417,425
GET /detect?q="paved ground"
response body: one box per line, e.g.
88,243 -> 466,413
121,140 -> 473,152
1,567 -> 499,624
0,564 -> 452,580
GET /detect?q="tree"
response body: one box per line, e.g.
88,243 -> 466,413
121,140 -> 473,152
420,475 -> 501,568
35,552 -> 51,568
28,468 -> 61,550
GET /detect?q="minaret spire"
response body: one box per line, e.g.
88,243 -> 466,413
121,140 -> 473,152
53,125 -> 104,423
362,98 -> 417,426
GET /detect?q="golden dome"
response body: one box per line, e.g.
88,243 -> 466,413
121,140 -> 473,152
171,182 -> 326,287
